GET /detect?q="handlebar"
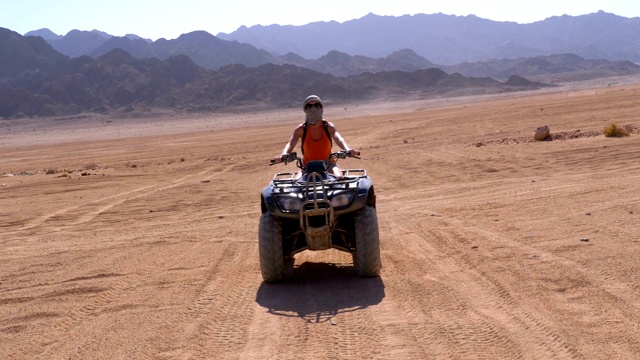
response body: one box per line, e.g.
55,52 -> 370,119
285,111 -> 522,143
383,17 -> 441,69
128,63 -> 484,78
269,152 -> 300,166
331,150 -> 361,160
269,150 -> 360,167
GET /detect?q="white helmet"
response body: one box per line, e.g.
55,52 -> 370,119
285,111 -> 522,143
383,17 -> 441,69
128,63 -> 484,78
303,95 -> 322,109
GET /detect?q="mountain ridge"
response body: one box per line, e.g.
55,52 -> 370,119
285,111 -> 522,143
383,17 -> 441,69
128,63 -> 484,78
0,28 -> 550,118
20,24 -> 640,82
6,11 -> 640,119
217,11 -> 640,64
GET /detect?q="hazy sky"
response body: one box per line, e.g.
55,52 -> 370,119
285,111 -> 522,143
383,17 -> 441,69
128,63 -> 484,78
2,0 -> 639,40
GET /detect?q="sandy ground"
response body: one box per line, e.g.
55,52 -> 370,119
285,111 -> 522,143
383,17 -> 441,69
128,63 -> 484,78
1,77 -> 639,359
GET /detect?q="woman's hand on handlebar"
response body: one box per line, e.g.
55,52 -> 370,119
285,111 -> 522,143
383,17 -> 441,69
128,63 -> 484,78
331,149 -> 361,160
347,149 -> 360,158
339,149 -> 360,159
271,154 -> 288,165
270,152 -> 298,165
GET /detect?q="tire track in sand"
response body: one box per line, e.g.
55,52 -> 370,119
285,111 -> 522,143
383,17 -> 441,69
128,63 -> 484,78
242,252 -> 388,359
384,211 -> 583,359
428,215 -> 638,358
35,239 -> 205,358
155,242 -> 257,359
191,242 -> 258,359
378,212 -> 583,359
30,165 -> 234,358
16,164 -> 234,234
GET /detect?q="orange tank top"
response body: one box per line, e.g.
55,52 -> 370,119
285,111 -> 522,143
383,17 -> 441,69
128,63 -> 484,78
302,124 -> 332,165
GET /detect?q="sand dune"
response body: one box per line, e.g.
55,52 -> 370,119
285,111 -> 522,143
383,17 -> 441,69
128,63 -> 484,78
1,78 -> 639,359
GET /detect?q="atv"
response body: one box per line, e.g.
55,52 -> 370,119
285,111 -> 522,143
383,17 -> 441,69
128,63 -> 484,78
259,150 -> 381,282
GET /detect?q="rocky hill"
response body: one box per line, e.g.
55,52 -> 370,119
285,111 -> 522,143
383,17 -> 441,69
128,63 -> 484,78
282,49 -> 438,77
0,28 -> 71,77
280,50 -> 640,82
442,54 -> 640,82
218,11 -> 640,64
28,29 -> 281,71
44,29 -> 112,58
23,22 -> 640,82
24,28 -> 63,40
146,31 -> 278,69
0,28 -> 550,118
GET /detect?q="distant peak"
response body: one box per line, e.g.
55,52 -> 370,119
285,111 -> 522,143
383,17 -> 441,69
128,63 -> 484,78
180,30 -> 215,39
90,29 -> 112,38
24,28 -> 61,40
354,12 -> 380,21
98,47 -> 134,64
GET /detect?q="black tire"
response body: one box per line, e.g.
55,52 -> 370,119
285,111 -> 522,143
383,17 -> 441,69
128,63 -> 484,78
259,213 -> 286,282
354,205 -> 382,277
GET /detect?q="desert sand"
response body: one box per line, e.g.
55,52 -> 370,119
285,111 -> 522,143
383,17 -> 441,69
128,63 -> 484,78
1,77 -> 639,359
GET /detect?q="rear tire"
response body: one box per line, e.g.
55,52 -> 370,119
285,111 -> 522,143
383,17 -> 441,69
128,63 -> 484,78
259,213 -> 286,282
354,205 -> 381,277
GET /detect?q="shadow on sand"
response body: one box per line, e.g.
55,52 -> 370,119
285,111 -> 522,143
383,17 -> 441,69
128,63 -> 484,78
255,262 -> 385,323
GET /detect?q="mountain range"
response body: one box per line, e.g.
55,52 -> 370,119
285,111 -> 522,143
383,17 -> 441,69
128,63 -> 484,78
1,27 -> 550,118
3,11 -> 640,118
23,11 -> 640,81
217,11 -> 640,65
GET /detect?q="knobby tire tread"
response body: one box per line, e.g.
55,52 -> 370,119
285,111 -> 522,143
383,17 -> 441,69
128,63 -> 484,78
259,213 -> 285,282
355,205 -> 382,277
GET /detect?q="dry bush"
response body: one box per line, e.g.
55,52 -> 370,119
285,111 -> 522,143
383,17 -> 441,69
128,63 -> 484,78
603,123 -> 630,137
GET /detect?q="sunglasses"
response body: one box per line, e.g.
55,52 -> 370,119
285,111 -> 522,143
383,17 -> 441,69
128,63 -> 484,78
305,103 -> 323,110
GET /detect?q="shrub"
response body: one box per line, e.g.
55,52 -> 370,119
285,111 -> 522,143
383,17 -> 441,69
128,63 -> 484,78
603,123 -> 630,137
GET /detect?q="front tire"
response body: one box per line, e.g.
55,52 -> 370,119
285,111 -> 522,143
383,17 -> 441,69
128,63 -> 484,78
354,205 -> 381,277
259,213 -> 286,282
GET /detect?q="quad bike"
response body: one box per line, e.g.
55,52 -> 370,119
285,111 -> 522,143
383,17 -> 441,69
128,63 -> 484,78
259,151 -> 381,282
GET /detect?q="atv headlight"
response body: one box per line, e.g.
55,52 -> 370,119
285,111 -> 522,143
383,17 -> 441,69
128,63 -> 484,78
330,192 -> 354,208
276,196 -> 302,212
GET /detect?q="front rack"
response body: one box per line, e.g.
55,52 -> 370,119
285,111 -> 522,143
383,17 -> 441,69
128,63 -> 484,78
272,169 -> 367,188
299,172 -> 333,250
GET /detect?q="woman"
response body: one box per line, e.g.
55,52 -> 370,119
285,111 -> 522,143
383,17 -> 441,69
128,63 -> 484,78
274,95 -> 360,178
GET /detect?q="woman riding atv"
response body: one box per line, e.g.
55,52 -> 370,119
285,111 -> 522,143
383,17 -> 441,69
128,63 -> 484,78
273,95 -> 360,178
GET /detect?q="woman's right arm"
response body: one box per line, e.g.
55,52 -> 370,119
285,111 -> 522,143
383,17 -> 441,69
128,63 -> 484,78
275,126 -> 303,162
